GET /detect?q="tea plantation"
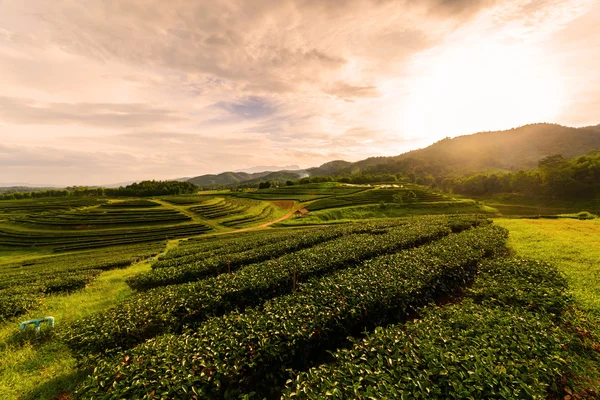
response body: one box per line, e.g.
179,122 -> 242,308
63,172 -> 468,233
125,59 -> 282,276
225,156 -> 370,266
234,182 -> 369,201
0,242 -> 164,322
0,193 -> 597,399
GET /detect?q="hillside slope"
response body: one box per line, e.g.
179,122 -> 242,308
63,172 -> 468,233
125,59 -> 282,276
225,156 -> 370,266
187,123 -> 600,187
335,123 -> 600,176
188,171 -> 271,187
395,123 -> 600,171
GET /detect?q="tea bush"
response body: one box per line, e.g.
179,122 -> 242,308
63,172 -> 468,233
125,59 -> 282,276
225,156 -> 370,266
64,217 -> 461,355
283,258 -> 572,399
76,225 -> 506,398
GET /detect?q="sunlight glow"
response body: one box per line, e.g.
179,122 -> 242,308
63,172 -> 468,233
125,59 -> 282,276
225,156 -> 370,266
398,42 -> 564,141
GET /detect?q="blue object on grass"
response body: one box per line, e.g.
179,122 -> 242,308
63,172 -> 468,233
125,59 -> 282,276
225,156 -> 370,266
19,316 -> 55,333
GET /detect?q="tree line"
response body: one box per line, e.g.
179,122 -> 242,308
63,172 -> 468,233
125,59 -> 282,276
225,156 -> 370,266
446,151 -> 600,199
254,151 -> 599,201
0,180 -> 199,200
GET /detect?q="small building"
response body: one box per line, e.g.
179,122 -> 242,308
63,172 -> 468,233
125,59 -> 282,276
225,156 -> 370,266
294,209 -> 310,217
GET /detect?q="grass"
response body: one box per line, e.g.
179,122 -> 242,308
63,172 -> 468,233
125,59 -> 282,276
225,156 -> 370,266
495,218 -> 600,394
0,248 -> 54,264
154,197 -> 288,232
466,193 -> 600,216
0,259 -> 155,400
495,218 -> 600,316
278,202 -> 497,226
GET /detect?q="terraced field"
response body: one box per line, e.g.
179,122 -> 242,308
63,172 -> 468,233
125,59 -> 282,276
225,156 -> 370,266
0,194 -> 596,399
161,195 -> 211,205
0,242 -> 164,322
99,199 -> 160,208
55,215 -> 593,399
189,198 -> 252,219
235,182 -> 369,201
0,199 -> 213,252
306,185 -> 450,211
0,197 -> 107,218
0,223 -> 211,252
220,203 -> 277,228
14,205 -> 190,228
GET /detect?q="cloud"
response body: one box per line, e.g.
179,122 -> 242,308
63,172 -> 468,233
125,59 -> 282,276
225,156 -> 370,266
0,0 -> 598,185
2,0 -> 474,97
110,132 -> 266,150
0,143 -> 137,169
430,0 -> 498,18
0,96 -> 182,128
327,83 -> 380,100
15,1 -> 351,94
213,97 -> 277,121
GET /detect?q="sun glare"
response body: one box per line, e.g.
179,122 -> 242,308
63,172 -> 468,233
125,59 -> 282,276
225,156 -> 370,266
398,43 -> 564,142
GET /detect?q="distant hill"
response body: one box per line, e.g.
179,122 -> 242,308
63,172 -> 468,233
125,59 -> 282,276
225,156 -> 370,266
188,171 -> 288,188
307,160 -> 352,176
332,123 -> 600,176
240,170 -> 308,186
235,165 -> 300,173
187,161 -> 358,189
393,123 -> 600,171
187,123 -> 600,187
0,185 -> 63,194
188,170 -> 309,188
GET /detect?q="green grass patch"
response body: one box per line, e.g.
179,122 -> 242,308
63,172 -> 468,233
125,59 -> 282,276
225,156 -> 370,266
495,219 -> 600,318
0,259 -> 154,400
467,193 -> 600,216
234,183 -> 369,202
278,202 -> 495,226
496,218 -> 600,397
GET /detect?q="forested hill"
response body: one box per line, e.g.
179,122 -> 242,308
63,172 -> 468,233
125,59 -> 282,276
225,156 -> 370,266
345,123 -> 600,175
187,171 -> 272,187
187,161 -> 352,188
398,123 -> 600,171
185,123 -> 600,188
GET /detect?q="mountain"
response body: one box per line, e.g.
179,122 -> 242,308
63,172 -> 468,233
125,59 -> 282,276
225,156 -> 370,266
334,123 -> 600,176
238,170 -> 308,186
187,123 -> 600,187
307,160 -> 352,176
188,171 -> 272,187
393,123 -> 600,171
235,165 -> 301,173
188,170 -> 309,188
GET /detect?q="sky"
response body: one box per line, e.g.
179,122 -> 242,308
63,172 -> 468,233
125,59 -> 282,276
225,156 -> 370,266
1,0 -> 599,186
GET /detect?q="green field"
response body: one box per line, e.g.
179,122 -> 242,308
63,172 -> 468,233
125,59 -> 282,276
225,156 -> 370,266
496,218 -> 600,393
234,182 -> 370,201
468,193 -> 600,216
496,218 -> 600,319
279,201 -> 496,226
0,190 -> 598,398
0,259 -> 156,399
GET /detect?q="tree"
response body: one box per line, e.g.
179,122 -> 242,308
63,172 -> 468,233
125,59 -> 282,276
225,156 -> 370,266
393,190 -> 417,204
258,181 -> 272,189
404,190 -> 417,204
538,154 -> 565,170
416,174 -> 436,187
392,193 -> 404,204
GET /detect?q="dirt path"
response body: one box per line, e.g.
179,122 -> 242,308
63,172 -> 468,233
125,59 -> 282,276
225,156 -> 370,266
154,198 -> 301,245
152,199 -> 224,231
202,203 -> 300,237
